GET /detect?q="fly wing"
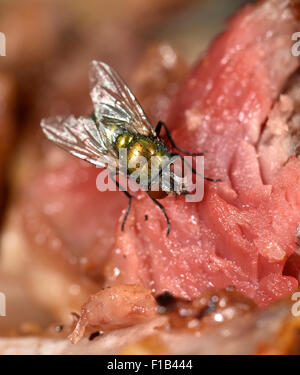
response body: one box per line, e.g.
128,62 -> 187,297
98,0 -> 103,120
89,61 -> 156,143
41,115 -> 118,169
41,61 -> 155,172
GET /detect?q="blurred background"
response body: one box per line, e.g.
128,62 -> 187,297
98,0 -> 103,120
0,0 -> 250,337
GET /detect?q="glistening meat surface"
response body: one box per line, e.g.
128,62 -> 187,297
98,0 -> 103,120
69,284 -> 157,344
106,0 -> 300,307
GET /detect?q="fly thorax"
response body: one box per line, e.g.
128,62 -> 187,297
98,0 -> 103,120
115,133 -> 134,167
116,133 -> 134,151
126,137 -> 169,188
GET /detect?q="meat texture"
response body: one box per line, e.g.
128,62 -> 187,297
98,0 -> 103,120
0,290 -> 299,354
69,284 -> 157,344
258,70 -> 300,183
106,0 -> 300,307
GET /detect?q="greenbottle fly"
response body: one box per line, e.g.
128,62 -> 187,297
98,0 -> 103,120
41,61 -> 219,235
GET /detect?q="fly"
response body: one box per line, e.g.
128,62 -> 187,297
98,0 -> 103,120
41,61 -> 219,236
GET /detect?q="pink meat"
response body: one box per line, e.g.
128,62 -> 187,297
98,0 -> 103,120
106,0 -> 300,307
22,151 -> 127,279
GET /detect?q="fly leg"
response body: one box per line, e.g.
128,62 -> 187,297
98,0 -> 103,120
110,172 -> 132,231
146,191 -> 170,236
171,153 -> 221,182
155,120 -> 205,156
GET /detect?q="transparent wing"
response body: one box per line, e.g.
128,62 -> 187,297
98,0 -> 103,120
89,61 -> 156,141
41,115 -> 118,169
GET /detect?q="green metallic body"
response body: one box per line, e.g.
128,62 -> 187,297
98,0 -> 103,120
115,131 -> 170,188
